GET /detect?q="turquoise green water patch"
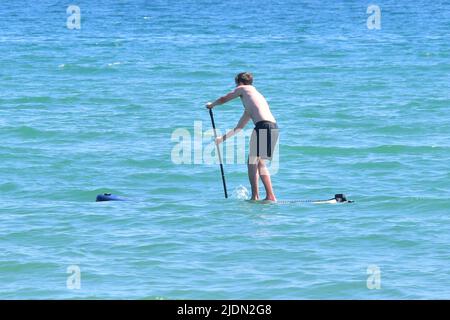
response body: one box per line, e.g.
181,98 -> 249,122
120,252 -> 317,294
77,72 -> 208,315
1,0 -> 450,299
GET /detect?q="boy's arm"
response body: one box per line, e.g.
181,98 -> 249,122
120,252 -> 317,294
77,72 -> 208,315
234,110 -> 251,131
216,111 -> 251,144
206,87 -> 242,109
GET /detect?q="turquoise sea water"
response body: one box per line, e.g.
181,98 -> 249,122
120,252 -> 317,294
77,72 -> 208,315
1,0 -> 450,299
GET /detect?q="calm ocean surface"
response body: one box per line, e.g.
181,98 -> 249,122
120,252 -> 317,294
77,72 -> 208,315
1,0 -> 450,299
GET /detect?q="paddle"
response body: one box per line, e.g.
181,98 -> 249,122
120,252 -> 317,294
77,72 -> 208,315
208,108 -> 228,198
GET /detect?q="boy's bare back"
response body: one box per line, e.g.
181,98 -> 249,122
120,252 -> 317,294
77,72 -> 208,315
223,85 -> 276,124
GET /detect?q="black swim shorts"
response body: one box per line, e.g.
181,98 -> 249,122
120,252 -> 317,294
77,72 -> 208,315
249,120 -> 279,162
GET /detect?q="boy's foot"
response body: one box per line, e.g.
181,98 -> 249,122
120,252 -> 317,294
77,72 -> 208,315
264,196 -> 277,202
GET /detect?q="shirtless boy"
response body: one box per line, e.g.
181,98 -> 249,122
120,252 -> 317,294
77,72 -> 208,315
206,72 -> 279,201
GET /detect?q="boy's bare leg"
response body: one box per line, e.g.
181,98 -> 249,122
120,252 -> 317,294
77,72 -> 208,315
258,159 -> 276,201
248,157 -> 260,200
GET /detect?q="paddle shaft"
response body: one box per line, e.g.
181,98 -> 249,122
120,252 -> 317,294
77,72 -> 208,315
209,108 -> 228,198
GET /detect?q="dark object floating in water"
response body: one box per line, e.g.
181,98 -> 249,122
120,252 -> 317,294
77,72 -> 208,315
96,193 -> 127,202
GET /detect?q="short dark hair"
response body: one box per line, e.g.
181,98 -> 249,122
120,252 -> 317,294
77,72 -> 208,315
235,72 -> 253,85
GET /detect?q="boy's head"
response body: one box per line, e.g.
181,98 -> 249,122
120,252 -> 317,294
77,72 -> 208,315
235,72 -> 253,86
